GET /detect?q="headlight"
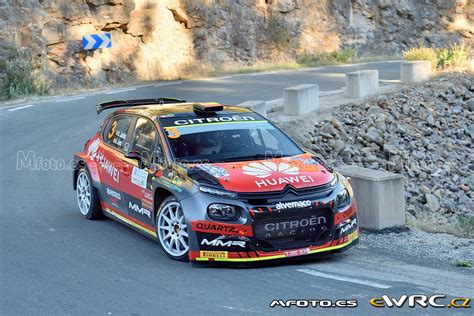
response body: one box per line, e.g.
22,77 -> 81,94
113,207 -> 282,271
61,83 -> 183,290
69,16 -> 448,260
199,186 -> 237,199
336,188 -> 350,209
207,204 -> 240,221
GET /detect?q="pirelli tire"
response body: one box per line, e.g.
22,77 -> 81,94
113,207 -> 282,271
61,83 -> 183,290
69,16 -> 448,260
156,196 -> 190,261
76,166 -> 103,220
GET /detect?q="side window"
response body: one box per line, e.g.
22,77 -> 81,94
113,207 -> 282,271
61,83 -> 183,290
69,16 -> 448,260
103,116 -> 133,151
131,117 -> 159,162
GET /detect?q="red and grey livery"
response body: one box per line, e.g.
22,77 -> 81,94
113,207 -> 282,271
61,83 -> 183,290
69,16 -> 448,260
73,98 -> 359,263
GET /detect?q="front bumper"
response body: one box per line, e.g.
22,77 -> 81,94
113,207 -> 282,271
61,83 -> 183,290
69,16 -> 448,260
188,200 -> 359,262
189,229 -> 359,262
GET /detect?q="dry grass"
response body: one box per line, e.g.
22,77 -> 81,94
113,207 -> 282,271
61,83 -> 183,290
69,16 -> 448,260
403,47 -> 438,70
403,42 -> 472,71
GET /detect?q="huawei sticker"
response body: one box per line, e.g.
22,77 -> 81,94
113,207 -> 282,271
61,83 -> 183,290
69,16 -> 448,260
242,162 -> 299,178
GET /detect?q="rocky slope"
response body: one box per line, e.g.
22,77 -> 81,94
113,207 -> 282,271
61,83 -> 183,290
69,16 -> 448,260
0,0 -> 472,89
302,73 -> 473,236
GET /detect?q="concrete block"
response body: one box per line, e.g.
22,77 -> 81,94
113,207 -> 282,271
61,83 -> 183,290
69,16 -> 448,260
238,100 -> 267,116
283,84 -> 319,115
345,70 -> 379,99
400,61 -> 431,83
338,165 -> 405,230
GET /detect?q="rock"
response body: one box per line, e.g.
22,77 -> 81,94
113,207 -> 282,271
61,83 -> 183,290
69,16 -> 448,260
330,118 -> 343,130
333,140 -> 345,153
425,193 -> 440,212
466,99 -> 474,111
421,185 -> 431,194
364,127 -> 383,145
452,104 -> 464,114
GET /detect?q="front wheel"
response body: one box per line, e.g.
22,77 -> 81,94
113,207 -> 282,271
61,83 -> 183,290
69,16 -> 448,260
156,196 -> 189,261
76,167 -> 102,219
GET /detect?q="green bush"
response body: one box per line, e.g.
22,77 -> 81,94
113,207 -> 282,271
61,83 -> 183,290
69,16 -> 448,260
0,49 -> 50,101
453,259 -> 472,268
437,42 -> 471,69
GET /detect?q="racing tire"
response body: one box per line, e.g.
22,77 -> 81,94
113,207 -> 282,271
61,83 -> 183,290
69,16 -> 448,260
76,167 -> 102,220
156,196 -> 189,261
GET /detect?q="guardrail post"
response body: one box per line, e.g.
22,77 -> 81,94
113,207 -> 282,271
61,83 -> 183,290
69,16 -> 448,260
237,100 -> 267,116
338,165 -> 405,230
283,84 -> 319,115
345,70 -> 379,99
400,61 -> 431,83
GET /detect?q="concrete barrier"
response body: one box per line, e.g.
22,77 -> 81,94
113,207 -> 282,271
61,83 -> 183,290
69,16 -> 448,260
338,165 -> 405,230
400,60 -> 431,83
283,84 -> 319,115
345,70 -> 379,99
237,100 -> 267,116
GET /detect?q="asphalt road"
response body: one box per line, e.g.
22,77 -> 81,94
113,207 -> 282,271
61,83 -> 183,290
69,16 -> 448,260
1,61 -> 472,315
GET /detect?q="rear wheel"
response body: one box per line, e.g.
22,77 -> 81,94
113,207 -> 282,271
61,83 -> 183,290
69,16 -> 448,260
156,196 -> 189,261
76,167 -> 102,219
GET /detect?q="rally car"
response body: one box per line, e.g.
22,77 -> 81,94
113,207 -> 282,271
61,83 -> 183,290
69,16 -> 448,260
73,98 -> 358,262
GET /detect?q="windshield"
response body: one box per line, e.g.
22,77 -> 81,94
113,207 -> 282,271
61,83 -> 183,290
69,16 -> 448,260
159,114 -> 304,163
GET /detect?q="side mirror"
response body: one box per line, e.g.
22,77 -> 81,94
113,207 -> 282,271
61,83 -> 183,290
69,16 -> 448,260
125,151 -> 142,160
125,151 -> 144,168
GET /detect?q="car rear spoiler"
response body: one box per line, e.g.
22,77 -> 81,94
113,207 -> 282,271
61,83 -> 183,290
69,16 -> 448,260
96,98 -> 186,114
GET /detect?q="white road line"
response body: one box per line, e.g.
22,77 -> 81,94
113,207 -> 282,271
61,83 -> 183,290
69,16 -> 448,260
297,269 -> 392,289
297,67 -> 324,72
320,88 -> 345,96
154,81 -> 183,87
250,71 -> 278,76
105,88 -> 136,95
55,96 -> 85,102
201,76 -> 232,81
267,98 -> 283,103
7,104 -> 34,112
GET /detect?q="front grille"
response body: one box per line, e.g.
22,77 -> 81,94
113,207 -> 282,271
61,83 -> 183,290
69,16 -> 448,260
238,183 -> 334,204
252,207 -> 333,251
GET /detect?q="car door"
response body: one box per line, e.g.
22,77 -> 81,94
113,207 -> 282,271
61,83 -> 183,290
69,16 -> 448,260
119,116 -> 163,231
98,114 -> 135,213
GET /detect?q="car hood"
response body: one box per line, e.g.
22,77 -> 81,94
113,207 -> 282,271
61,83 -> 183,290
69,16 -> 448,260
194,153 -> 334,193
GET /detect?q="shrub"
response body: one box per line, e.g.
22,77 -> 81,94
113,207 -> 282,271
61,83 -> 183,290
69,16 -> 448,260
453,259 -> 472,268
0,49 -> 50,101
296,49 -> 356,67
458,215 -> 474,238
403,42 -> 472,71
268,16 -> 290,50
403,46 -> 438,70
437,42 -> 471,69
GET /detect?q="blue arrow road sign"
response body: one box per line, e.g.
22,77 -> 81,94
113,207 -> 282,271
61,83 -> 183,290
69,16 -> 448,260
82,33 -> 112,50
